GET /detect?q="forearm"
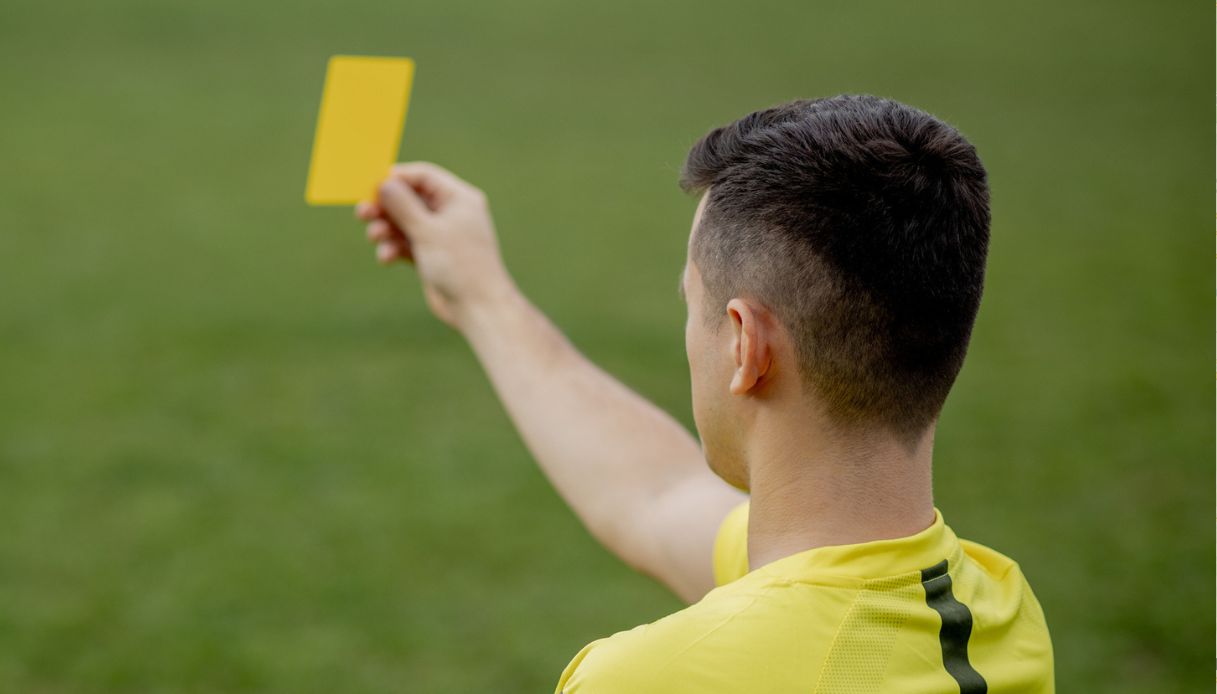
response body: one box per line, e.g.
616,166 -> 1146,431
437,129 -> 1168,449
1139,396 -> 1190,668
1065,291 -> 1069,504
363,163 -> 740,599
458,283 -> 707,566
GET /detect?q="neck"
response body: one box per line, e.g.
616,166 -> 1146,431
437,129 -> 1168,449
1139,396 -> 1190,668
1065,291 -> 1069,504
744,413 -> 936,571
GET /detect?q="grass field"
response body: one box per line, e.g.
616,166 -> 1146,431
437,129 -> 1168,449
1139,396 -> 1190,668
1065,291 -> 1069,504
0,0 -> 1210,691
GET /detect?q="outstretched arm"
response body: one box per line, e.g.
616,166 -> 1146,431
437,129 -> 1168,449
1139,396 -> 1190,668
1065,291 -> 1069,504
357,162 -> 745,603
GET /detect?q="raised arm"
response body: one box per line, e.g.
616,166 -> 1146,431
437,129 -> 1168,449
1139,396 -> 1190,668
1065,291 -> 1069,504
357,162 -> 745,603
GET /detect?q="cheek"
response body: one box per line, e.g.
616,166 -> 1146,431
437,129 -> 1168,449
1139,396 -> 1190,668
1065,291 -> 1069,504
685,318 -> 707,418
683,315 -> 748,490
685,322 -> 697,383
687,319 -> 728,393
684,313 -> 699,377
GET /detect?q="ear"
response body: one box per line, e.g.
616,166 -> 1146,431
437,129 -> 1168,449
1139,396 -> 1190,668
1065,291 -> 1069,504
726,298 -> 773,396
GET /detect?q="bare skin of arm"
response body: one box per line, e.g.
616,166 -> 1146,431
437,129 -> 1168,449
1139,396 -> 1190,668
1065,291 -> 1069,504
357,162 -> 745,603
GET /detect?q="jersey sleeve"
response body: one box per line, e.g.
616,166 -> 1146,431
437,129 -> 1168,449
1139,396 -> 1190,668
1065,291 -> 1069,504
712,501 -> 750,586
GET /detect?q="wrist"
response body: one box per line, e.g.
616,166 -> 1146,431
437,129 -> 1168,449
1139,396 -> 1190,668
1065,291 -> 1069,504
453,273 -> 526,338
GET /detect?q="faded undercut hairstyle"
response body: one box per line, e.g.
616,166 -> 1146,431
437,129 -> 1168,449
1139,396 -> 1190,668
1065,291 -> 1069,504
681,95 -> 990,442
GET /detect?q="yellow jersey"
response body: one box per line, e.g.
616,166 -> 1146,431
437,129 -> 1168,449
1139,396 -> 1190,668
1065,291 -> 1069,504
556,503 -> 1053,693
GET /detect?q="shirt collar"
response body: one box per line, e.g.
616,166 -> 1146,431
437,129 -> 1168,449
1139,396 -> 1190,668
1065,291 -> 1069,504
743,508 -> 962,585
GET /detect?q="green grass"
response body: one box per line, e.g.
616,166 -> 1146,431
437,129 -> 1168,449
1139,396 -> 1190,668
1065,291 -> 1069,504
0,0 -> 1209,691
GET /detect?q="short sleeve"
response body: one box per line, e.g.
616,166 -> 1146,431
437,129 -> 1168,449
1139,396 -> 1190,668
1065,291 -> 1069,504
712,501 -> 750,586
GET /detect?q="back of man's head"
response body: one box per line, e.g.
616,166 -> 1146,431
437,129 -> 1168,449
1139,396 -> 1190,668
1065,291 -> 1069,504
681,95 -> 990,445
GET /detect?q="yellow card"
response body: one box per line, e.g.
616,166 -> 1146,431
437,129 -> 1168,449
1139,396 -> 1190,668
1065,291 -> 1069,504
305,55 -> 414,205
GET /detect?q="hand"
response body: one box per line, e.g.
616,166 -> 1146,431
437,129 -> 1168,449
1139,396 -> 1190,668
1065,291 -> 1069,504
356,162 -> 516,330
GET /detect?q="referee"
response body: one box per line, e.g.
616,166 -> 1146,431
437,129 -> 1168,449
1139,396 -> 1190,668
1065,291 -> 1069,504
356,95 -> 1054,692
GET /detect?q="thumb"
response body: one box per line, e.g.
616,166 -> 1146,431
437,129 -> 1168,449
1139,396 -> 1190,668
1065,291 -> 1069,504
378,178 -> 431,231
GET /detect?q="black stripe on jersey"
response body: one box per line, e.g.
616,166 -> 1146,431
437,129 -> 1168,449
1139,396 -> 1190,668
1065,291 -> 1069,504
920,560 -> 988,694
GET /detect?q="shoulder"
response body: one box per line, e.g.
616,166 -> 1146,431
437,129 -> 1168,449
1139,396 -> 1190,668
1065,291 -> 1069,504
556,579 -> 853,693
954,537 -> 1055,687
556,588 -> 762,693
957,537 -> 1046,616
712,501 -> 750,586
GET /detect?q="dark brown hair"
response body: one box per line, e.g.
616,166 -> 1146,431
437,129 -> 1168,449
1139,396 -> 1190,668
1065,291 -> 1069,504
681,95 -> 990,442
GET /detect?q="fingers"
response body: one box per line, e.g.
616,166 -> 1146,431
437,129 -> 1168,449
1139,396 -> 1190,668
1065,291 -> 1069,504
390,161 -> 466,194
366,219 -> 413,264
375,238 -> 413,265
378,178 -> 431,229
377,240 -> 405,264
365,218 -> 398,243
389,161 -> 484,209
361,161 -> 484,267
355,200 -> 381,221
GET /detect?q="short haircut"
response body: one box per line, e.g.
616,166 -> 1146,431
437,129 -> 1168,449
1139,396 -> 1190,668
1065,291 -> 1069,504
681,95 -> 990,442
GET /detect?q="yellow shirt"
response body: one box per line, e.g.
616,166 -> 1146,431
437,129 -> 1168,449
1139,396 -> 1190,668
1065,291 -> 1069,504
556,503 -> 1053,693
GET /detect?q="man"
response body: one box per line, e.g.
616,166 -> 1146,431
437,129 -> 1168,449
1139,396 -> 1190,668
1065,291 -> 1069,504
355,95 -> 1054,692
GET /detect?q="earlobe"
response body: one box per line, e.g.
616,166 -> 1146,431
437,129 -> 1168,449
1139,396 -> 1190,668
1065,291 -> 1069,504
729,364 -> 756,396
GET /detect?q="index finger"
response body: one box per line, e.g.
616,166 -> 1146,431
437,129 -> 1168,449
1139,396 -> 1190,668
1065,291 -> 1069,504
389,161 -> 477,203
355,200 -> 382,221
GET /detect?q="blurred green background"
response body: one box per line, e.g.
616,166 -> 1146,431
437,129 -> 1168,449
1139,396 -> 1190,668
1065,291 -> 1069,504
0,0 -> 1209,691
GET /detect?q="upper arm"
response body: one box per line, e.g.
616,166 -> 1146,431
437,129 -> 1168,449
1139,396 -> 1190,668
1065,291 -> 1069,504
624,466 -> 748,603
